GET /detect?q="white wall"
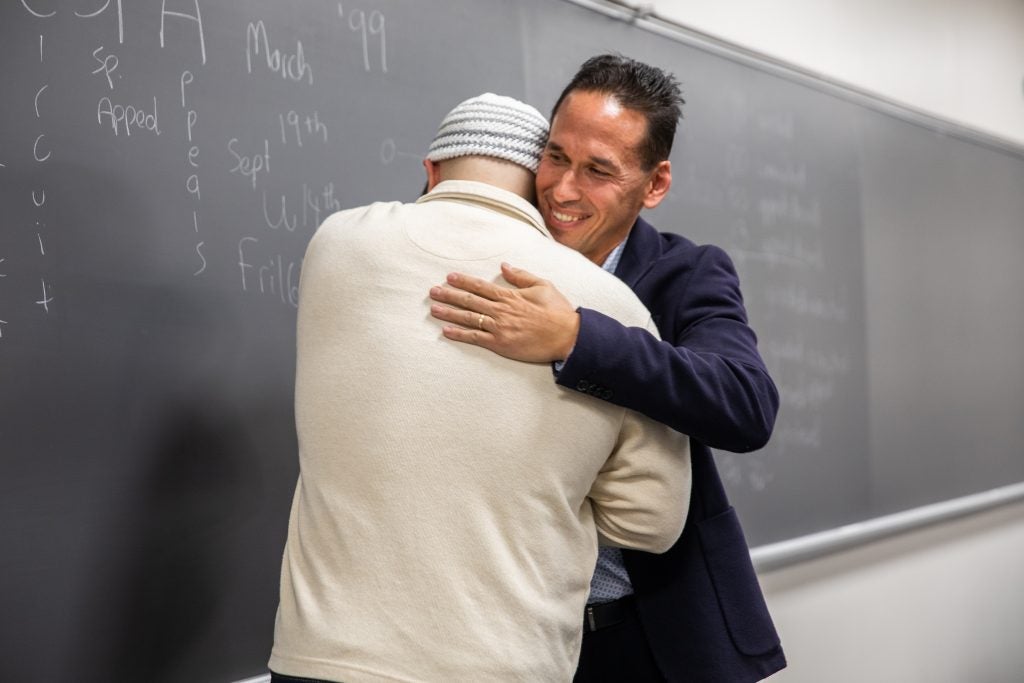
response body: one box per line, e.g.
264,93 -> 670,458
637,1 -> 1024,679
758,501 -> 1024,682
648,0 -> 1024,147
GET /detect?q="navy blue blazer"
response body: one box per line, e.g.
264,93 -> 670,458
557,217 -> 786,682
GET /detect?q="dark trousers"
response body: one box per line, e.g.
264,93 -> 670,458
574,598 -> 666,682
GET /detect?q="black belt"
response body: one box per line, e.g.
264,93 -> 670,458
583,594 -> 635,633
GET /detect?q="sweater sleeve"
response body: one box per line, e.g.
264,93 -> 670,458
588,407 -> 691,553
556,245 -> 779,453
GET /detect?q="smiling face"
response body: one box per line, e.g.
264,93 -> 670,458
536,90 -> 671,265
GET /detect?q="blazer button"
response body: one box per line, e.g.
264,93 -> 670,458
600,388 -> 613,400
576,379 -> 591,392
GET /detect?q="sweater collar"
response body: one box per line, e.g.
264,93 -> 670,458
417,180 -> 551,241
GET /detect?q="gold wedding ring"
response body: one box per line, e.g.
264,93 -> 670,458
477,314 -> 485,330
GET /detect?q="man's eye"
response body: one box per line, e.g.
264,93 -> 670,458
589,167 -> 611,177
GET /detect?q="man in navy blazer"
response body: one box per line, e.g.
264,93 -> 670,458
430,54 -> 785,682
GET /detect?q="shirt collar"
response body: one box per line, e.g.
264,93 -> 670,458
600,237 -> 628,275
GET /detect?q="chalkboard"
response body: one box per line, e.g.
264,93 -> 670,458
2,1 -> 1024,681
520,0 -> 1024,552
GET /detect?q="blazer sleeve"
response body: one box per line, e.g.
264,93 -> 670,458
588,403 -> 691,554
556,245 -> 779,453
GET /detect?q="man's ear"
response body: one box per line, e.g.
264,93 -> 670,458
423,158 -> 442,192
642,160 -> 672,209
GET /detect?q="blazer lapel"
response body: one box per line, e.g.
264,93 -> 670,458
615,217 -> 663,288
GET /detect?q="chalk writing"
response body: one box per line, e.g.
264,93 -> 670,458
22,1 -> 125,40
758,161 -> 807,187
778,374 -> 836,411
718,452 -> 775,491
185,105 -> 200,198
33,134 -> 51,162
26,26 -> 56,324
380,138 -> 420,165
262,182 -> 340,233
160,0 -> 206,64
300,182 -> 339,230
180,70 -> 193,107
761,234 -> 825,270
96,96 -> 162,137
186,109 -> 197,141
178,71 -> 204,275
764,284 -> 847,322
194,240 -> 206,276
771,421 -> 822,450
279,110 -> 328,147
757,192 -> 821,229
76,0 -> 124,43
91,46 -> 119,90
34,85 -> 47,117
237,236 -> 300,307
307,182 -> 340,223
21,1 -> 55,19
227,138 -> 271,189
246,20 -> 313,84
36,279 -> 53,312
339,5 -> 388,73
186,173 -> 201,199
262,191 -> 297,232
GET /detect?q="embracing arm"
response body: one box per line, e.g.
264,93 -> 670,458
590,408 -> 691,553
560,246 -> 777,452
557,314 -> 775,453
428,248 -> 778,453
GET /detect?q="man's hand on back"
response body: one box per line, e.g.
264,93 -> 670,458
429,263 -> 580,363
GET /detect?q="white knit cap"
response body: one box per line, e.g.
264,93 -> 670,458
427,93 -> 549,173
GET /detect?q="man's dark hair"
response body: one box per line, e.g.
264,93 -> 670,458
552,54 -> 684,170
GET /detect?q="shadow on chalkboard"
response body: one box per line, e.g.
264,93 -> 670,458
62,395 -> 278,682
2,163 -> 295,682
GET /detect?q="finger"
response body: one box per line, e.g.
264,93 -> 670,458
500,262 -> 544,288
440,325 -> 490,348
446,271 -> 512,301
429,303 -> 470,326
429,285 -> 493,315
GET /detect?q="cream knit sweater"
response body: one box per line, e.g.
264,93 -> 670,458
269,180 -> 691,682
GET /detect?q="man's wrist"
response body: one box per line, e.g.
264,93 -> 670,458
558,310 -> 581,361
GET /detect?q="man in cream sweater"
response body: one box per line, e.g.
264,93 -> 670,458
268,94 -> 691,683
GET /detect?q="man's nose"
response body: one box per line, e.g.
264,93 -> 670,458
551,168 -> 582,203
